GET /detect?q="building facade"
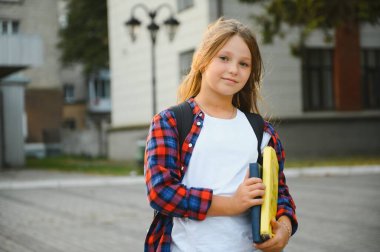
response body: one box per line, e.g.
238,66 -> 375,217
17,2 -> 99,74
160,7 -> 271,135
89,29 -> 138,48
107,0 -> 380,161
0,0 -> 44,167
0,0 -> 66,160
0,0 -> 111,168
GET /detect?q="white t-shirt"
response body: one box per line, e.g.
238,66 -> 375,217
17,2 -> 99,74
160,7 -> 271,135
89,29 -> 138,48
171,109 -> 264,252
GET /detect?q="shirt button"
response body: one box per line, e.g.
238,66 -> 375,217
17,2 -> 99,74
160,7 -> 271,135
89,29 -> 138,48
196,121 -> 201,126
181,166 -> 184,171
188,143 -> 193,148
199,113 -> 203,117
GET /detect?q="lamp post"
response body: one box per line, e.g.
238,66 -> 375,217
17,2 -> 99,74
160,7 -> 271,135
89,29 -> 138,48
125,3 -> 180,116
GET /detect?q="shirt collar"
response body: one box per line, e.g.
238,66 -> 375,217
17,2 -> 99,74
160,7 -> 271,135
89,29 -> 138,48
186,97 -> 204,118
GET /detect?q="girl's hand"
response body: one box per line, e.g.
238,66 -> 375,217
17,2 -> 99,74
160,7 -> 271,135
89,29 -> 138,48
230,170 -> 265,215
254,219 -> 291,252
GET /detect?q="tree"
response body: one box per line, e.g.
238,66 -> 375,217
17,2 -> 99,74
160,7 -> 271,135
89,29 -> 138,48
57,0 -> 109,75
241,0 -> 380,111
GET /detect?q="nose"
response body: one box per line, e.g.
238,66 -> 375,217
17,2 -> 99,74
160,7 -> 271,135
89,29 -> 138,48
228,62 -> 238,75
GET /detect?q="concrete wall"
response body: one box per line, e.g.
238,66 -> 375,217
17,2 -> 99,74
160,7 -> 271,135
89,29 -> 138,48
0,81 -> 26,167
108,127 -> 149,161
61,128 -> 100,157
62,119 -> 110,157
276,113 -> 380,159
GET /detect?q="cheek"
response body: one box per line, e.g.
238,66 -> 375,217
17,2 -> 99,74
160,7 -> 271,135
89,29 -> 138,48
206,66 -> 222,80
242,71 -> 251,83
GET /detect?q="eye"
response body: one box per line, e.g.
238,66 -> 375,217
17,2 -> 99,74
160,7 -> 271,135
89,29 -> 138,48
240,62 -> 250,68
219,56 -> 229,61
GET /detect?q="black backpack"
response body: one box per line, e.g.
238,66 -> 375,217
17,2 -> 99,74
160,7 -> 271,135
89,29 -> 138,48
170,101 -> 265,165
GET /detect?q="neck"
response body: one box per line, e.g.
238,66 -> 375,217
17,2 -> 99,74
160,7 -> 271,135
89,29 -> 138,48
194,94 -> 236,119
195,93 -> 233,110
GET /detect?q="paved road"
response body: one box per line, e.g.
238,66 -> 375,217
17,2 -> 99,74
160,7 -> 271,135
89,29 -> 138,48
0,169 -> 379,252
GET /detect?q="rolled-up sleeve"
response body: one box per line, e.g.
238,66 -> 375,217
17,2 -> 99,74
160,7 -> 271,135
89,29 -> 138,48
145,110 -> 213,221
265,122 -> 298,235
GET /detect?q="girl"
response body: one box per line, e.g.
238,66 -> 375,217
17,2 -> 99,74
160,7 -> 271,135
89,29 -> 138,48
144,18 -> 297,252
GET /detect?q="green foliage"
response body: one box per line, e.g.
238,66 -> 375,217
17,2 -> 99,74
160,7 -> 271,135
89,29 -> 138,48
25,155 -> 380,175
240,0 -> 380,55
26,156 -> 143,176
57,0 -> 109,74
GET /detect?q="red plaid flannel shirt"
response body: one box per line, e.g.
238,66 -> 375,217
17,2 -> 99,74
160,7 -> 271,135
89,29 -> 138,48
144,98 -> 297,251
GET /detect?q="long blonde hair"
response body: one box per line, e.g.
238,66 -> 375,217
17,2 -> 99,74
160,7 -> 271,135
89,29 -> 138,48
177,17 -> 264,114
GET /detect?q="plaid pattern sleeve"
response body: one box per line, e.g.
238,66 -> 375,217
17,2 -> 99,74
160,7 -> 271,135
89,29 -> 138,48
264,122 -> 298,235
145,109 -> 213,220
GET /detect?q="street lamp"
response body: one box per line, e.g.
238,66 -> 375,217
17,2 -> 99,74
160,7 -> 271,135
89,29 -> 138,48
125,3 -> 180,116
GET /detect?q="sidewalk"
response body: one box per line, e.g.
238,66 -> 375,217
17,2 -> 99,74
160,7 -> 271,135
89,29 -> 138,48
1,165 -> 379,190
0,169 -> 144,190
1,166 -> 379,252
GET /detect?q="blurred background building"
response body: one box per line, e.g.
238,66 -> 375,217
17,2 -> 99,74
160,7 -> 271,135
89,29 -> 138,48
0,0 -> 110,168
58,0 -> 111,159
107,0 -> 380,161
1,0 -> 379,168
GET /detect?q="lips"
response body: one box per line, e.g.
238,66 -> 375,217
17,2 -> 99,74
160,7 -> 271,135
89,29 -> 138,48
222,77 -> 238,84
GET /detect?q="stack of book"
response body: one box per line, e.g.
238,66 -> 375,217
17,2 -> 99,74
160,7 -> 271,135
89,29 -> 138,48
250,146 -> 279,243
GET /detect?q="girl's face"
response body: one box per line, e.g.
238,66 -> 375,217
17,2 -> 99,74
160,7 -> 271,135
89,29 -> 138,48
201,35 -> 252,99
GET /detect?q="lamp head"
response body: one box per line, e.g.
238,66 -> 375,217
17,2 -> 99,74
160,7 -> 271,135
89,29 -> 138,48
164,16 -> 180,41
125,16 -> 141,42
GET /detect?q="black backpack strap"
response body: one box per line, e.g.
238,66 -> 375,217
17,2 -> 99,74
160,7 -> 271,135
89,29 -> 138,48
154,102 -> 192,219
244,112 -> 265,165
170,101 -> 193,152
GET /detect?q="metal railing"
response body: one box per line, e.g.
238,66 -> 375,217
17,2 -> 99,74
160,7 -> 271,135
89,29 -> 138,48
0,34 -> 43,67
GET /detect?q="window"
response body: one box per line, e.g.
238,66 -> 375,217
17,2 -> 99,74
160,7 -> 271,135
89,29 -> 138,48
0,19 -> 19,35
88,70 -> 110,102
302,48 -> 334,111
63,84 -> 75,103
177,0 -> 193,12
62,119 -> 76,130
58,14 -> 68,29
179,49 -> 194,81
94,79 -> 110,99
361,49 -> 380,109
58,0 -> 68,29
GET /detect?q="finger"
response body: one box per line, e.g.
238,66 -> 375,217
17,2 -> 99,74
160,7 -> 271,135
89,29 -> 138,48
271,218 -> 281,232
248,198 -> 263,207
254,236 -> 278,250
271,218 -> 278,227
244,168 -> 249,180
248,189 -> 265,199
245,177 -> 263,185
247,183 -> 265,191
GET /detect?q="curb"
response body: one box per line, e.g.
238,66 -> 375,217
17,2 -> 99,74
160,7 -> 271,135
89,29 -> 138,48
285,165 -> 380,178
0,166 -> 379,190
0,176 -> 145,190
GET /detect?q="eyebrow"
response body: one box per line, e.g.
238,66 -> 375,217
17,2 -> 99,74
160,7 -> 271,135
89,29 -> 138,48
218,50 -> 251,61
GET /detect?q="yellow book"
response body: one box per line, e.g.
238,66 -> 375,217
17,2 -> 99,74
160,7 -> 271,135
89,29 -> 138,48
260,146 -> 279,240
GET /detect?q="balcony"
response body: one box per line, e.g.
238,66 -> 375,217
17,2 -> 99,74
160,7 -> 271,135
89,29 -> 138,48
88,97 -> 111,113
0,34 -> 43,78
87,69 -> 111,113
